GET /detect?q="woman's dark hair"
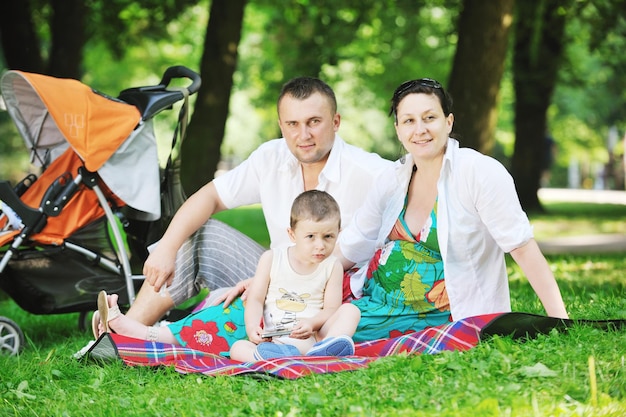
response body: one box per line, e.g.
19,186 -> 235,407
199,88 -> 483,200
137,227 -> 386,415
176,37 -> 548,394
389,78 -> 453,122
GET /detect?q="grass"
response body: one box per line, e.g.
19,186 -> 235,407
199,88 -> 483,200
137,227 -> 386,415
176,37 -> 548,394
1,202 -> 626,416
213,204 -> 270,248
530,202 -> 626,240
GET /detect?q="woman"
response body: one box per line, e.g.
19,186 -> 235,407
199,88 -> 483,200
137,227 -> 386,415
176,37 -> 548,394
93,78 -> 569,353
338,78 -> 568,342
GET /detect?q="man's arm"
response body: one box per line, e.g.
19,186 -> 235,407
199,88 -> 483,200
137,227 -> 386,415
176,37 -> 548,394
143,182 -> 228,291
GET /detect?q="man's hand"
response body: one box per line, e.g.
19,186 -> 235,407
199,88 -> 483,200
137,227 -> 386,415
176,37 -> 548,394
142,249 -> 176,292
211,278 -> 253,308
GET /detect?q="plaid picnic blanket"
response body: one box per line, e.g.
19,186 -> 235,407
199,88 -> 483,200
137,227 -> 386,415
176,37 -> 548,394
83,312 -> 625,379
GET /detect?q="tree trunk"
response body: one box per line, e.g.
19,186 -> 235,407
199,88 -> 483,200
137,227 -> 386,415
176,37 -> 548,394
48,0 -> 87,79
181,0 -> 247,195
512,0 -> 571,212
0,0 -> 86,79
0,1 -> 44,72
447,0 -> 514,154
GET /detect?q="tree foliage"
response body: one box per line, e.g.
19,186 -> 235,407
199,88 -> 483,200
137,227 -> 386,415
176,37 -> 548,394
234,0 -> 460,161
545,0 -> 626,191
1,0 -> 625,197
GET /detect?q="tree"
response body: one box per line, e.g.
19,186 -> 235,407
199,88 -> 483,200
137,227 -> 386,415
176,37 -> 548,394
0,0 -> 86,78
0,0 -> 198,79
447,0 -> 514,154
549,0 -> 626,189
511,0 -> 572,211
181,0 -> 247,194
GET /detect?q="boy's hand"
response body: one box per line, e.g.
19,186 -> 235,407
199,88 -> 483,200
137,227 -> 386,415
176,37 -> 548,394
248,325 -> 270,345
288,320 -> 314,339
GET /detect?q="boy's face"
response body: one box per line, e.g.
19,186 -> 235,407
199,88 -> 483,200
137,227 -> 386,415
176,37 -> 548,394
287,218 -> 340,264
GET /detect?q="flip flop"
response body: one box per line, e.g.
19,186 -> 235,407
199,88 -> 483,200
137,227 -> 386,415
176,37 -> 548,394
97,290 -> 122,334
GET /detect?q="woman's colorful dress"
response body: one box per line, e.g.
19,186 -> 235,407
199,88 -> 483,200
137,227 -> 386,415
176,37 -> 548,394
351,199 -> 451,342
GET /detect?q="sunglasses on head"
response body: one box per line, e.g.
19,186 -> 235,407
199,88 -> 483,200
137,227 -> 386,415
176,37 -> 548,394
395,78 -> 443,97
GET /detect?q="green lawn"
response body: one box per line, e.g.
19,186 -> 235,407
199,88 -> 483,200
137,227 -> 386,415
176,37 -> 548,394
1,202 -> 625,416
530,202 -> 626,240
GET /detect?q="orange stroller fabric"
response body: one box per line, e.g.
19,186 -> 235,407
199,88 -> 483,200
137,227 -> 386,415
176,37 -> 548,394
0,148 -> 124,247
17,72 -> 141,172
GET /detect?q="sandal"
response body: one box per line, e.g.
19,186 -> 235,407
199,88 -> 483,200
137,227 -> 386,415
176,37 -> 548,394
91,310 -> 101,339
97,290 -> 122,335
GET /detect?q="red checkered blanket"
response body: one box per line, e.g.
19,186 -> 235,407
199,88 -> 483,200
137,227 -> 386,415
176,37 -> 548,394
83,313 -> 623,379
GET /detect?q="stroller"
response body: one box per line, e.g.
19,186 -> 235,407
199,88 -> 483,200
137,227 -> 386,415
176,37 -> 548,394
0,66 -> 201,355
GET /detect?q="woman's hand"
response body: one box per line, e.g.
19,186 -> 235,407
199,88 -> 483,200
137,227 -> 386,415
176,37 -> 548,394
211,278 -> 253,308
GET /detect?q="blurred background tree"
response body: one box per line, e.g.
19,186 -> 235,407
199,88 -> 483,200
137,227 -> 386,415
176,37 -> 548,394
1,0 -> 624,209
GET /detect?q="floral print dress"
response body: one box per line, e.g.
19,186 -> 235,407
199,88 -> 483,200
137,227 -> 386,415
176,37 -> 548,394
351,198 -> 451,342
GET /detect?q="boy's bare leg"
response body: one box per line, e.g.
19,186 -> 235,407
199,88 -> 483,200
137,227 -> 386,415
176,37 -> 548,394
230,340 -> 258,362
317,303 -> 361,340
125,284 -> 175,326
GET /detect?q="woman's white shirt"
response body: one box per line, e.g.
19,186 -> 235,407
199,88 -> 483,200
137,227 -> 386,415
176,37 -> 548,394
339,138 -> 533,320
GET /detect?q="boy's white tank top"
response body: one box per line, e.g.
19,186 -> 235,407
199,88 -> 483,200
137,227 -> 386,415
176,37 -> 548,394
263,246 -> 336,331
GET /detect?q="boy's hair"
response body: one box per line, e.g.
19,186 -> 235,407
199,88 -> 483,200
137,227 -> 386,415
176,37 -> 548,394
277,76 -> 337,115
290,190 -> 341,230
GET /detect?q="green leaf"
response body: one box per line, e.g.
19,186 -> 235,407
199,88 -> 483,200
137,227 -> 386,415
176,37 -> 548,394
519,362 -> 558,378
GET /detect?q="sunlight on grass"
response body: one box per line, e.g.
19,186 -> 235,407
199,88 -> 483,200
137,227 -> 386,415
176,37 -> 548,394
530,202 -> 626,240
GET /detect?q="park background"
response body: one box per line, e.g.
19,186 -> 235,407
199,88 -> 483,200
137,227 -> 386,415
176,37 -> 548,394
1,0 -> 625,213
1,1 -> 626,416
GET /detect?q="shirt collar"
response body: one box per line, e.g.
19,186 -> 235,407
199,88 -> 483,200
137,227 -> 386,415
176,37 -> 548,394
397,137 -> 459,178
441,137 -> 459,174
279,143 -> 300,174
319,134 -> 343,185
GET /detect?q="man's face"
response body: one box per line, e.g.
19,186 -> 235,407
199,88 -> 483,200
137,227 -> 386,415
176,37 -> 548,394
278,92 -> 340,165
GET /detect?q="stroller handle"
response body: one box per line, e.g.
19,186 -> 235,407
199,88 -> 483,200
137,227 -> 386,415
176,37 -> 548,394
118,65 -> 202,120
159,65 -> 202,95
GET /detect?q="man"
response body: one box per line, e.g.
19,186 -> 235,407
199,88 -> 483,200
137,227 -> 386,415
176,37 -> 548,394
125,76 -> 392,326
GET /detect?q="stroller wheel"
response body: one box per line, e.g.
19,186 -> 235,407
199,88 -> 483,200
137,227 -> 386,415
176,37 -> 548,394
0,316 -> 25,356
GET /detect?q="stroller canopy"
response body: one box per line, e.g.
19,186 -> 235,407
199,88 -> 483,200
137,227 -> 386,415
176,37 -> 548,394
1,71 -> 161,220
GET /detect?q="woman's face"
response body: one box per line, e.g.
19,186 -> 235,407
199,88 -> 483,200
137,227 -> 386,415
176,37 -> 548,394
394,93 -> 453,162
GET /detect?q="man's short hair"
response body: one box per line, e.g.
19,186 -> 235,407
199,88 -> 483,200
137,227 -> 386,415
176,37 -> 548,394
278,77 -> 337,115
